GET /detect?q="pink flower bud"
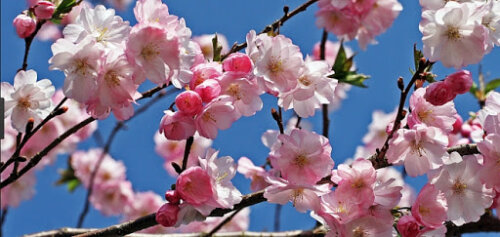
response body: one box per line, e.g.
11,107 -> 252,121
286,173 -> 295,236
176,166 -> 213,205
156,203 -> 180,227
165,190 -> 180,204
194,79 -> 221,103
424,81 -> 457,106
222,52 -> 253,73
34,1 -> 56,20
397,215 -> 420,237
175,91 -> 203,116
159,110 -> 196,140
13,14 -> 36,38
461,123 -> 472,137
444,70 -> 472,94
452,114 -> 463,134
189,63 -> 222,89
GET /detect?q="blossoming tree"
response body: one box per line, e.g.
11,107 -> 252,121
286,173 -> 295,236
1,0 -> 500,236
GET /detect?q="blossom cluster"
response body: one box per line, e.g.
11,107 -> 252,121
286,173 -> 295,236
419,0 -> 500,68
315,0 -> 403,49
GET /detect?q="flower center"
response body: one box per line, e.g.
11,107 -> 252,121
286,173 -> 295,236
351,178 -> 365,189
202,112 -> 217,123
18,97 -> 32,109
226,83 -> 242,100
452,179 -> 467,195
141,44 -> 159,61
352,226 -> 366,237
411,141 -> 426,157
268,59 -> 283,74
96,27 -> 108,42
445,26 -> 461,41
294,154 -> 308,167
74,58 -> 90,76
417,109 -> 433,123
104,70 -> 121,87
298,76 -> 311,86
290,188 -> 304,206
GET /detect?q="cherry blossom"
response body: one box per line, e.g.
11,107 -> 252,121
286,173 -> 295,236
408,88 -> 457,132
237,156 -> 269,192
89,180 -> 134,216
331,159 -> 376,207
13,13 -> 36,38
411,184 -> 447,229
33,1 -> 55,20
218,72 -> 263,118
159,110 -> 196,141
194,96 -> 237,139
1,69 -> 55,132
477,134 -> 500,190
270,128 -> 333,185
429,155 -> 494,226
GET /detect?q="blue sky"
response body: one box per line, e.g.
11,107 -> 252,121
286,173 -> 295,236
1,0 -> 499,236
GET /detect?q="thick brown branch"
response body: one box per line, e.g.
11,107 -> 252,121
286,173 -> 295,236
446,214 -> 500,236
221,0 -> 319,59
73,191 -> 265,237
26,228 -> 326,237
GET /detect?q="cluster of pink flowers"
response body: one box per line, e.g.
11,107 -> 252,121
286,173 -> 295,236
420,0 -> 500,68
12,0 -> 56,38
156,149 -> 242,227
315,0 -> 403,49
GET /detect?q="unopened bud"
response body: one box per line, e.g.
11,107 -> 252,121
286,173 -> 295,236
415,79 -> 424,89
418,57 -> 427,70
25,117 -> 35,134
55,106 -> 68,116
397,77 -> 404,91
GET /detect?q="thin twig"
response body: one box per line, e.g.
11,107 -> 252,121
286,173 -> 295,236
19,20 -> 46,71
220,0 -> 319,60
1,85 -> 169,189
76,88 -> 172,227
319,30 -> 329,138
271,108 -> 284,134
181,136 -> 194,172
371,58 -> 432,167
1,208 -> 8,237
205,208 -> 244,237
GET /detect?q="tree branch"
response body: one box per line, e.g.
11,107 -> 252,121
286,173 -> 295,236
19,20 -> 46,71
319,29 -> 329,139
221,0 -> 319,60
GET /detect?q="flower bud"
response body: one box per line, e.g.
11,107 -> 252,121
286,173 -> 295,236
165,190 -> 180,204
397,215 -> 420,237
13,14 -> 36,38
156,203 -> 180,227
34,1 -> 56,20
194,79 -> 221,103
444,70 -> 472,94
175,91 -> 203,116
452,114 -> 462,134
424,81 -> 456,106
159,110 -> 196,140
222,52 -> 253,74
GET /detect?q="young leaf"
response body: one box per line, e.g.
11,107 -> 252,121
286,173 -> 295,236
67,179 -> 81,192
212,33 -> 223,62
413,44 -> 423,70
485,78 -> 500,94
332,41 -> 347,73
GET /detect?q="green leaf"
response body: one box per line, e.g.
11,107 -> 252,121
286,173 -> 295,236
52,0 -> 77,23
337,72 -> 370,88
67,179 -> 80,192
485,78 -> 500,94
469,82 -> 478,96
212,33 -> 222,62
413,44 -> 423,71
332,41 -> 347,73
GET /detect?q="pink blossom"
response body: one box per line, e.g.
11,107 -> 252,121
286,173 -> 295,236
270,128 -> 333,185
279,59 -> 337,118
62,5 -> 130,48
359,109 -> 399,156
126,24 -> 180,85
218,72 -> 263,118
373,170 -> 403,208
13,14 -> 36,38
21,119 -> 65,166
386,124 -> 448,177
124,192 -> 167,233
444,70 -> 473,94
477,134 -> 500,190
1,69 -> 55,132
33,1 -> 55,19
331,159 -> 376,207
223,53 -> 253,74
0,166 -> 36,209
70,149 -> 127,188
342,215 -> 394,237
156,203 -> 180,227
175,91 -> 203,116
133,0 -> 170,25
264,175 -> 330,213
49,37 -> 103,103
408,88 -> 457,132
249,32 -> 303,94
159,110 -> 196,140
90,180 -> 134,216
397,215 -> 421,237
420,2 -> 489,68
176,166 -> 214,205
430,155 -> 494,226
237,157 -> 269,191
412,184 -> 447,228
194,79 -> 221,103
86,51 -> 137,120
477,91 -> 500,134
198,149 -> 242,212
52,91 -> 97,142
154,132 -> 211,176
312,40 -> 355,66
424,81 -> 457,106
193,34 -> 229,60
36,22 -> 62,41
319,190 -> 364,224
189,62 -> 223,89
195,96 -> 237,139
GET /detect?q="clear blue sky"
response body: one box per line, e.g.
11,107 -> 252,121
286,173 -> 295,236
1,0 -> 499,236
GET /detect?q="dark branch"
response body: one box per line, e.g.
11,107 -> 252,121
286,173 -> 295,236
221,0 -> 319,59
20,20 -> 46,71
205,208 -> 244,237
